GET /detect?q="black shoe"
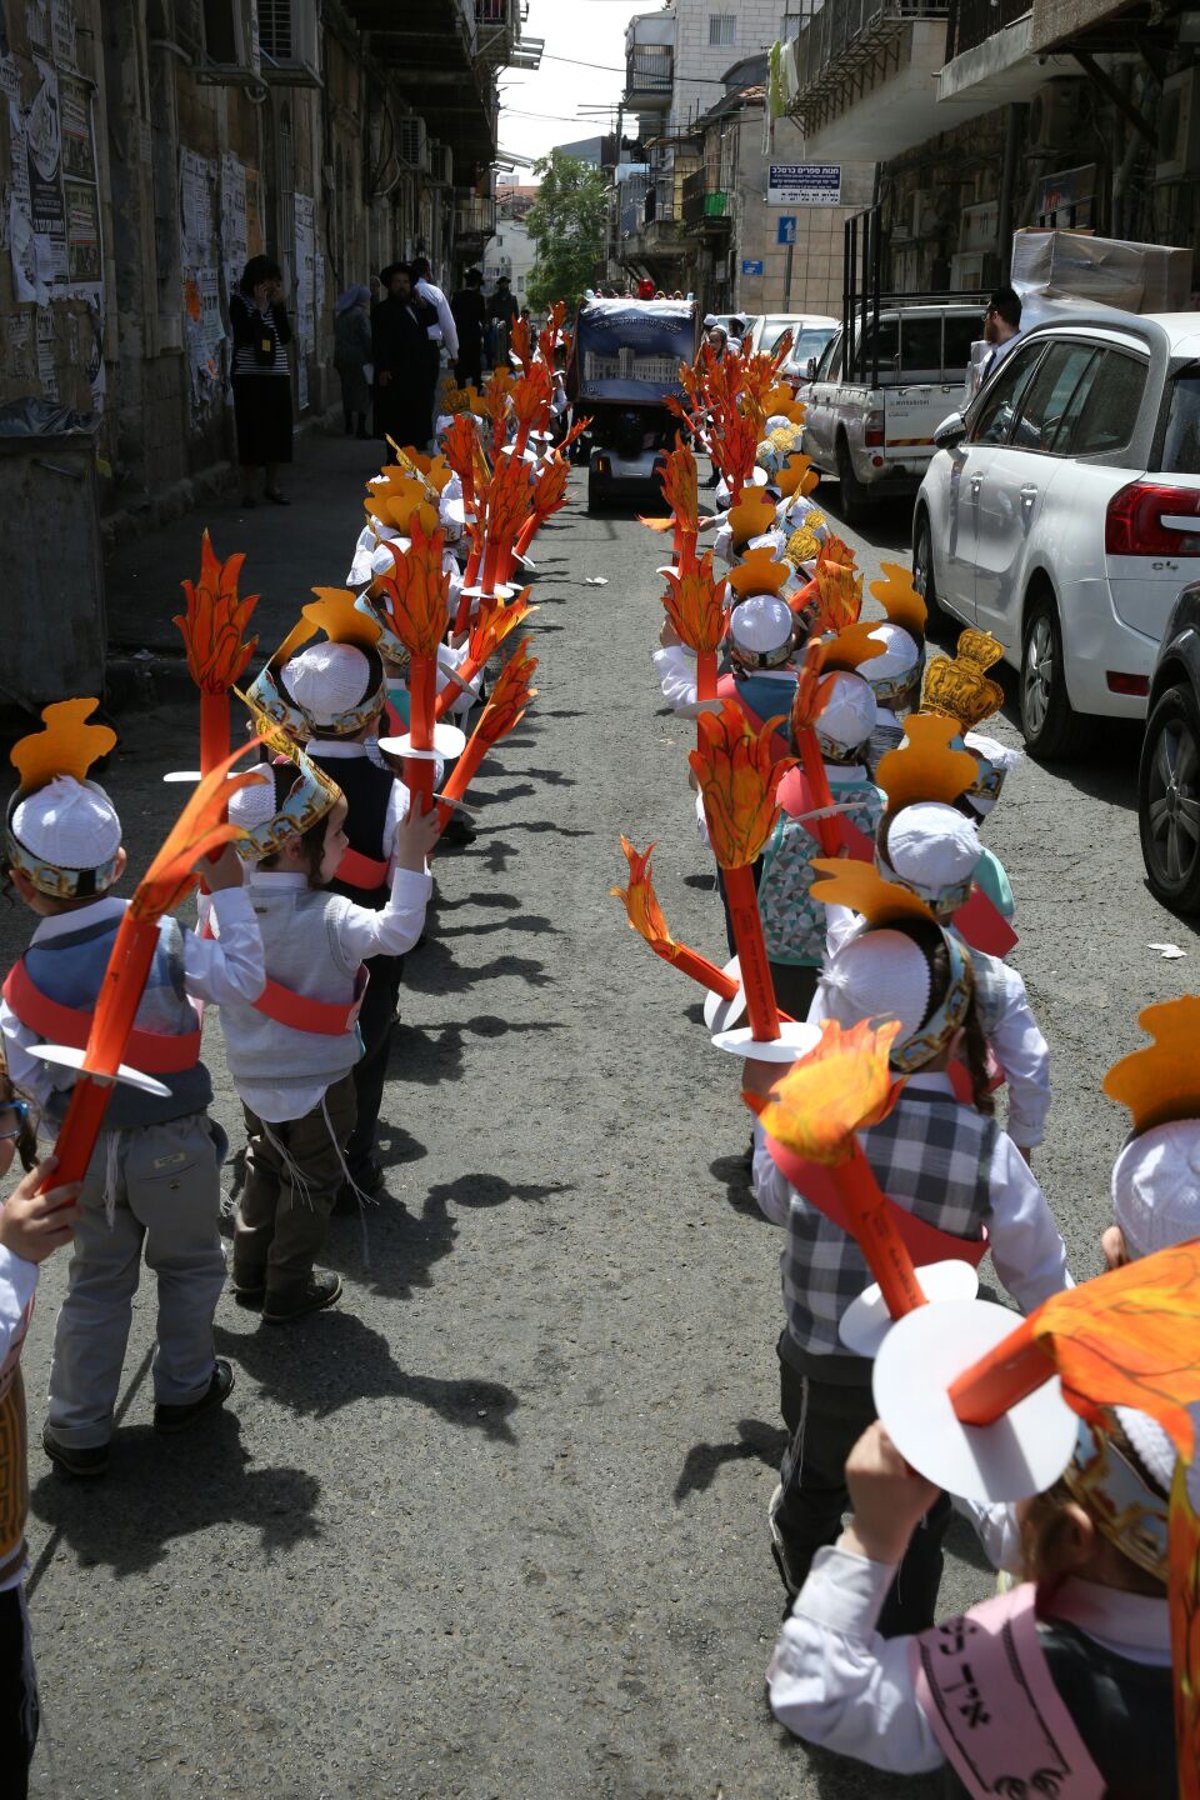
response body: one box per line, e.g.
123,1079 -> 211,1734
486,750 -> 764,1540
154,1360 -> 235,1435
231,1273 -> 266,1308
440,813 -> 477,849
262,1271 -> 342,1324
42,1427 -> 109,1478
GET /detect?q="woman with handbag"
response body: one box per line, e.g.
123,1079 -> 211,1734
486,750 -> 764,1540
230,255 -> 294,507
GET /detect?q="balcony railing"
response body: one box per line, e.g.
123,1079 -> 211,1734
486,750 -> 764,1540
792,0 -> 949,97
945,0 -> 1031,58
682,168 -> 731,230
456,195 -> 497,240
625,45 -> 674,99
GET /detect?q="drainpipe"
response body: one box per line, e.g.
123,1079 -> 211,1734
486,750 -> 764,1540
997,103 -> 1023,280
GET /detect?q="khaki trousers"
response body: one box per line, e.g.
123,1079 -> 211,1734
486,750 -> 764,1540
233,1075 -> 357,1304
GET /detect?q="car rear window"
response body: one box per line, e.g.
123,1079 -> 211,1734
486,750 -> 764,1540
1162,372 -> 1200,473
900,316 -> 942,376
943,314 -> 980,370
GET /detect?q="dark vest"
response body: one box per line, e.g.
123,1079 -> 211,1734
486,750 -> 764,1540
942,1621 -> 1175,1800
309,750 -> 394,912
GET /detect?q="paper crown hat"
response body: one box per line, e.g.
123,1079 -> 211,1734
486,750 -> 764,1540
873,718 -> 982,916
230,691 -> 342,860
869,561 -> 928,644
922,628 -> 1005,733
813,670 -> 877,761
726,545 -> 793,603
366,465 -> 442,539
245,589 -> 385,740
818,915 -> 974,1075
875,714 -> 978,815
726,491 -> 779,550
728,593 -> 795,666
1104,995 -> 1200,1138
776,453 -> 818,501
6,699 -> 122,899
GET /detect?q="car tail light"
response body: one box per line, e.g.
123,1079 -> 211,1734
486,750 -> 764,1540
864,410 -> 884,448
1105,481 -> 1200,556
1106,671 -> 1150,695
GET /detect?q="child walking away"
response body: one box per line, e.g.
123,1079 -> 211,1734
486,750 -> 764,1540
0,703 -> 265,1477
221,736 -> 437,1322
768,1413 -> 1175,1795
758,670 -> 882,1021
750,913 -> 1070,1629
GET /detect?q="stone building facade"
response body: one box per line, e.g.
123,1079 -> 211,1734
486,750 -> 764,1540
0,0 -> 533,525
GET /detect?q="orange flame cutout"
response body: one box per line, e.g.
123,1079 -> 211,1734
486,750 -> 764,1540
660,438 -> 699,536
610,837 -> 676,956
819,534 -> 857,573
689,701 -> 794,868
365,469 -> 440,539
810,560 -> 864,634
791,640 -> 839,733
174,530 -> 260,693
528,453 -> 570,525
661,554 -> 729,656
758,1017 -> 905,1166
373,516 -> 451,659
509,315 -> 534,373
473,637 -> 538,746
441,413 -> 490,494
131,746 -> 261,924
1170,1462 -> 1200,1798
470,589 -> 534,664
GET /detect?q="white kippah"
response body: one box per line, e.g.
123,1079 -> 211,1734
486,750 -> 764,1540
1111,1118 -> 1200,1258
964,730 -> 1023,774
12,774 -> 120,870
821,927 -> 932,1040
887,802 -> 981,889
227,768 -> 278,833
1115,1406 -> 1175,1494
729,594 -> 793,655
817,672 -> 876,750
866,623 -> 919,680
283,643 -> 372,725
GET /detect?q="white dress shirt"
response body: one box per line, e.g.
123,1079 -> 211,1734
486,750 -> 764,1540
416,278 -> 459,361
0,890 -> 266,1116
768,1548 -> 1169,1774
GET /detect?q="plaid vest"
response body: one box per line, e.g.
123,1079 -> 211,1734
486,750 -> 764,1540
781,1089 -> 997,1360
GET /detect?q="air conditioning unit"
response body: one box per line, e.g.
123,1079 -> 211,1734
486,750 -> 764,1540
397,117 -> 428,170
1028,80 -> 1085,151
429,142 -> 454,187
960,200 -> 998,254
951,250 -> 985,290
1158,68 -> 1200,180
199,0 -> 261,80
257,0 -> 320,86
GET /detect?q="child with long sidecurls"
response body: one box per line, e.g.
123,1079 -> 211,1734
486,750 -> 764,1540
219,752 -> 438,1324
769,1414 -> 1175,1796
749,915 -> 1070,1632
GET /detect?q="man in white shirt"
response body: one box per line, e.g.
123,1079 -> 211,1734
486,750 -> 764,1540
968,284 -> 1023,398
411,255 -> 460,363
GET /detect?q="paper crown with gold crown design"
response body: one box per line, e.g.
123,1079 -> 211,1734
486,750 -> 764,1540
922,628 -> 1005,732
230,689 -> 343,861
726,545 -> 793,603
871,717 -> 982,919
5,699 -> 121,900
245,589 -> 385,741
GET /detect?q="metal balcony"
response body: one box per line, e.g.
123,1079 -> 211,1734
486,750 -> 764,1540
946,0 -> 1032,59
681,169 -> 731,231
789,0 -> 949,113
624,45 -> 674,109
455,193 -> 497,244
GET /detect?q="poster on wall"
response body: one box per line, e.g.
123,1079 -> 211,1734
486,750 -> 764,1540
50,0 -> 73,69
767,164 -> 842,206
64,175 -> 98,281
58,72 -> 92,178
7,96 -> 43,301
219,151 -> 247,306
180,148 -> 225,413
26,57 -> 67,282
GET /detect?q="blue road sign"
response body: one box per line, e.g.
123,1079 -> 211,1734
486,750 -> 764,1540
777,216 -> 797,246
741,259 -> 764,277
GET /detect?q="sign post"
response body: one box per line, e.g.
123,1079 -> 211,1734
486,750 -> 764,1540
778,215 -> 797,308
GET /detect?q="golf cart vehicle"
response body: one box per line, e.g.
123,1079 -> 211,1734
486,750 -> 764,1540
567,298 -> 701,511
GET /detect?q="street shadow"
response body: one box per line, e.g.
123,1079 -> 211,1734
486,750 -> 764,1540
437,913 -> 560,940
478,836 -> 521,874
28,1412 -> 321,1580
401,939 -> 553,996
434,889 -> 521,912
674,1418 -> 787,1503
388,1008 -> 562,1088
509,766 -> 577,787
214,1310 -> 519,1442
476,781 -> 537,806
474,819 -> 593,838
710,1152 -> 760,1220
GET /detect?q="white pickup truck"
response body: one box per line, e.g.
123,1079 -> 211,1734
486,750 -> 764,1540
801,301 -> 983,522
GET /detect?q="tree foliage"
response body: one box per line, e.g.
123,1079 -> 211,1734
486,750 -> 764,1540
524,151 -> 606,313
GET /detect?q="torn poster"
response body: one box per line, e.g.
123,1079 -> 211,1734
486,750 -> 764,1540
26,57 -> 66,284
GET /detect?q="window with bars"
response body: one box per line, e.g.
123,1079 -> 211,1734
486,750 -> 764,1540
709,14 -> 736,46
258,0 -> 294,59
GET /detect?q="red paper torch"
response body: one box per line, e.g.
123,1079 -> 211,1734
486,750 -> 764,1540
373,517 -> 452,812
435,638 -> 538,834
173,530 -> 260,775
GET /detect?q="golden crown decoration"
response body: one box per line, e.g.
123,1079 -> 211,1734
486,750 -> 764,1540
922,628 -> 1006,733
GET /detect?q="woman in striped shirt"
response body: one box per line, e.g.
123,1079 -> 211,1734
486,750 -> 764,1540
230,255 -> 293,507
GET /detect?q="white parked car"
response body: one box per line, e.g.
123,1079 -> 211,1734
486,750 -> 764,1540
913,310 -> 1200,758
748,312 -> 838,363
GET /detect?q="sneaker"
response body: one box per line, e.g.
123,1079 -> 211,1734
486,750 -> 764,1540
262,1270 -> 343,1325
154,1360 -> 235,1435
43,1427 -> 109,1478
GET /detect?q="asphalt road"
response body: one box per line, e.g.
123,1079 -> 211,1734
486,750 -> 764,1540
12,451 -> 1196,1800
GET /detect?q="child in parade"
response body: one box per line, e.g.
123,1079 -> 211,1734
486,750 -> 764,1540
959,731 -> 1022,922
1,716 -> 265,1476
758,671 -> 882,1020
221,746 -> 437,1322
749,915 -> 1070,1627
767,1413 -> 1174,1795
0,1047 -> 80,1796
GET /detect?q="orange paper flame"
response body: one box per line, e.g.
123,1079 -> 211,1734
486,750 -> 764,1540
473,637 -> 539,748
810,560 -> 864,635
173,530 -> 260,693
660,438 -> 699,537
1170,1462 -> 1200,1798
611,837 -> 676,956
131,745 -> 261,924
661,554 -> 729,656
373,516 -> 452,659
758,1017 -> 905,1166
688,701 -> 794,868
791,639 -> 840,733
